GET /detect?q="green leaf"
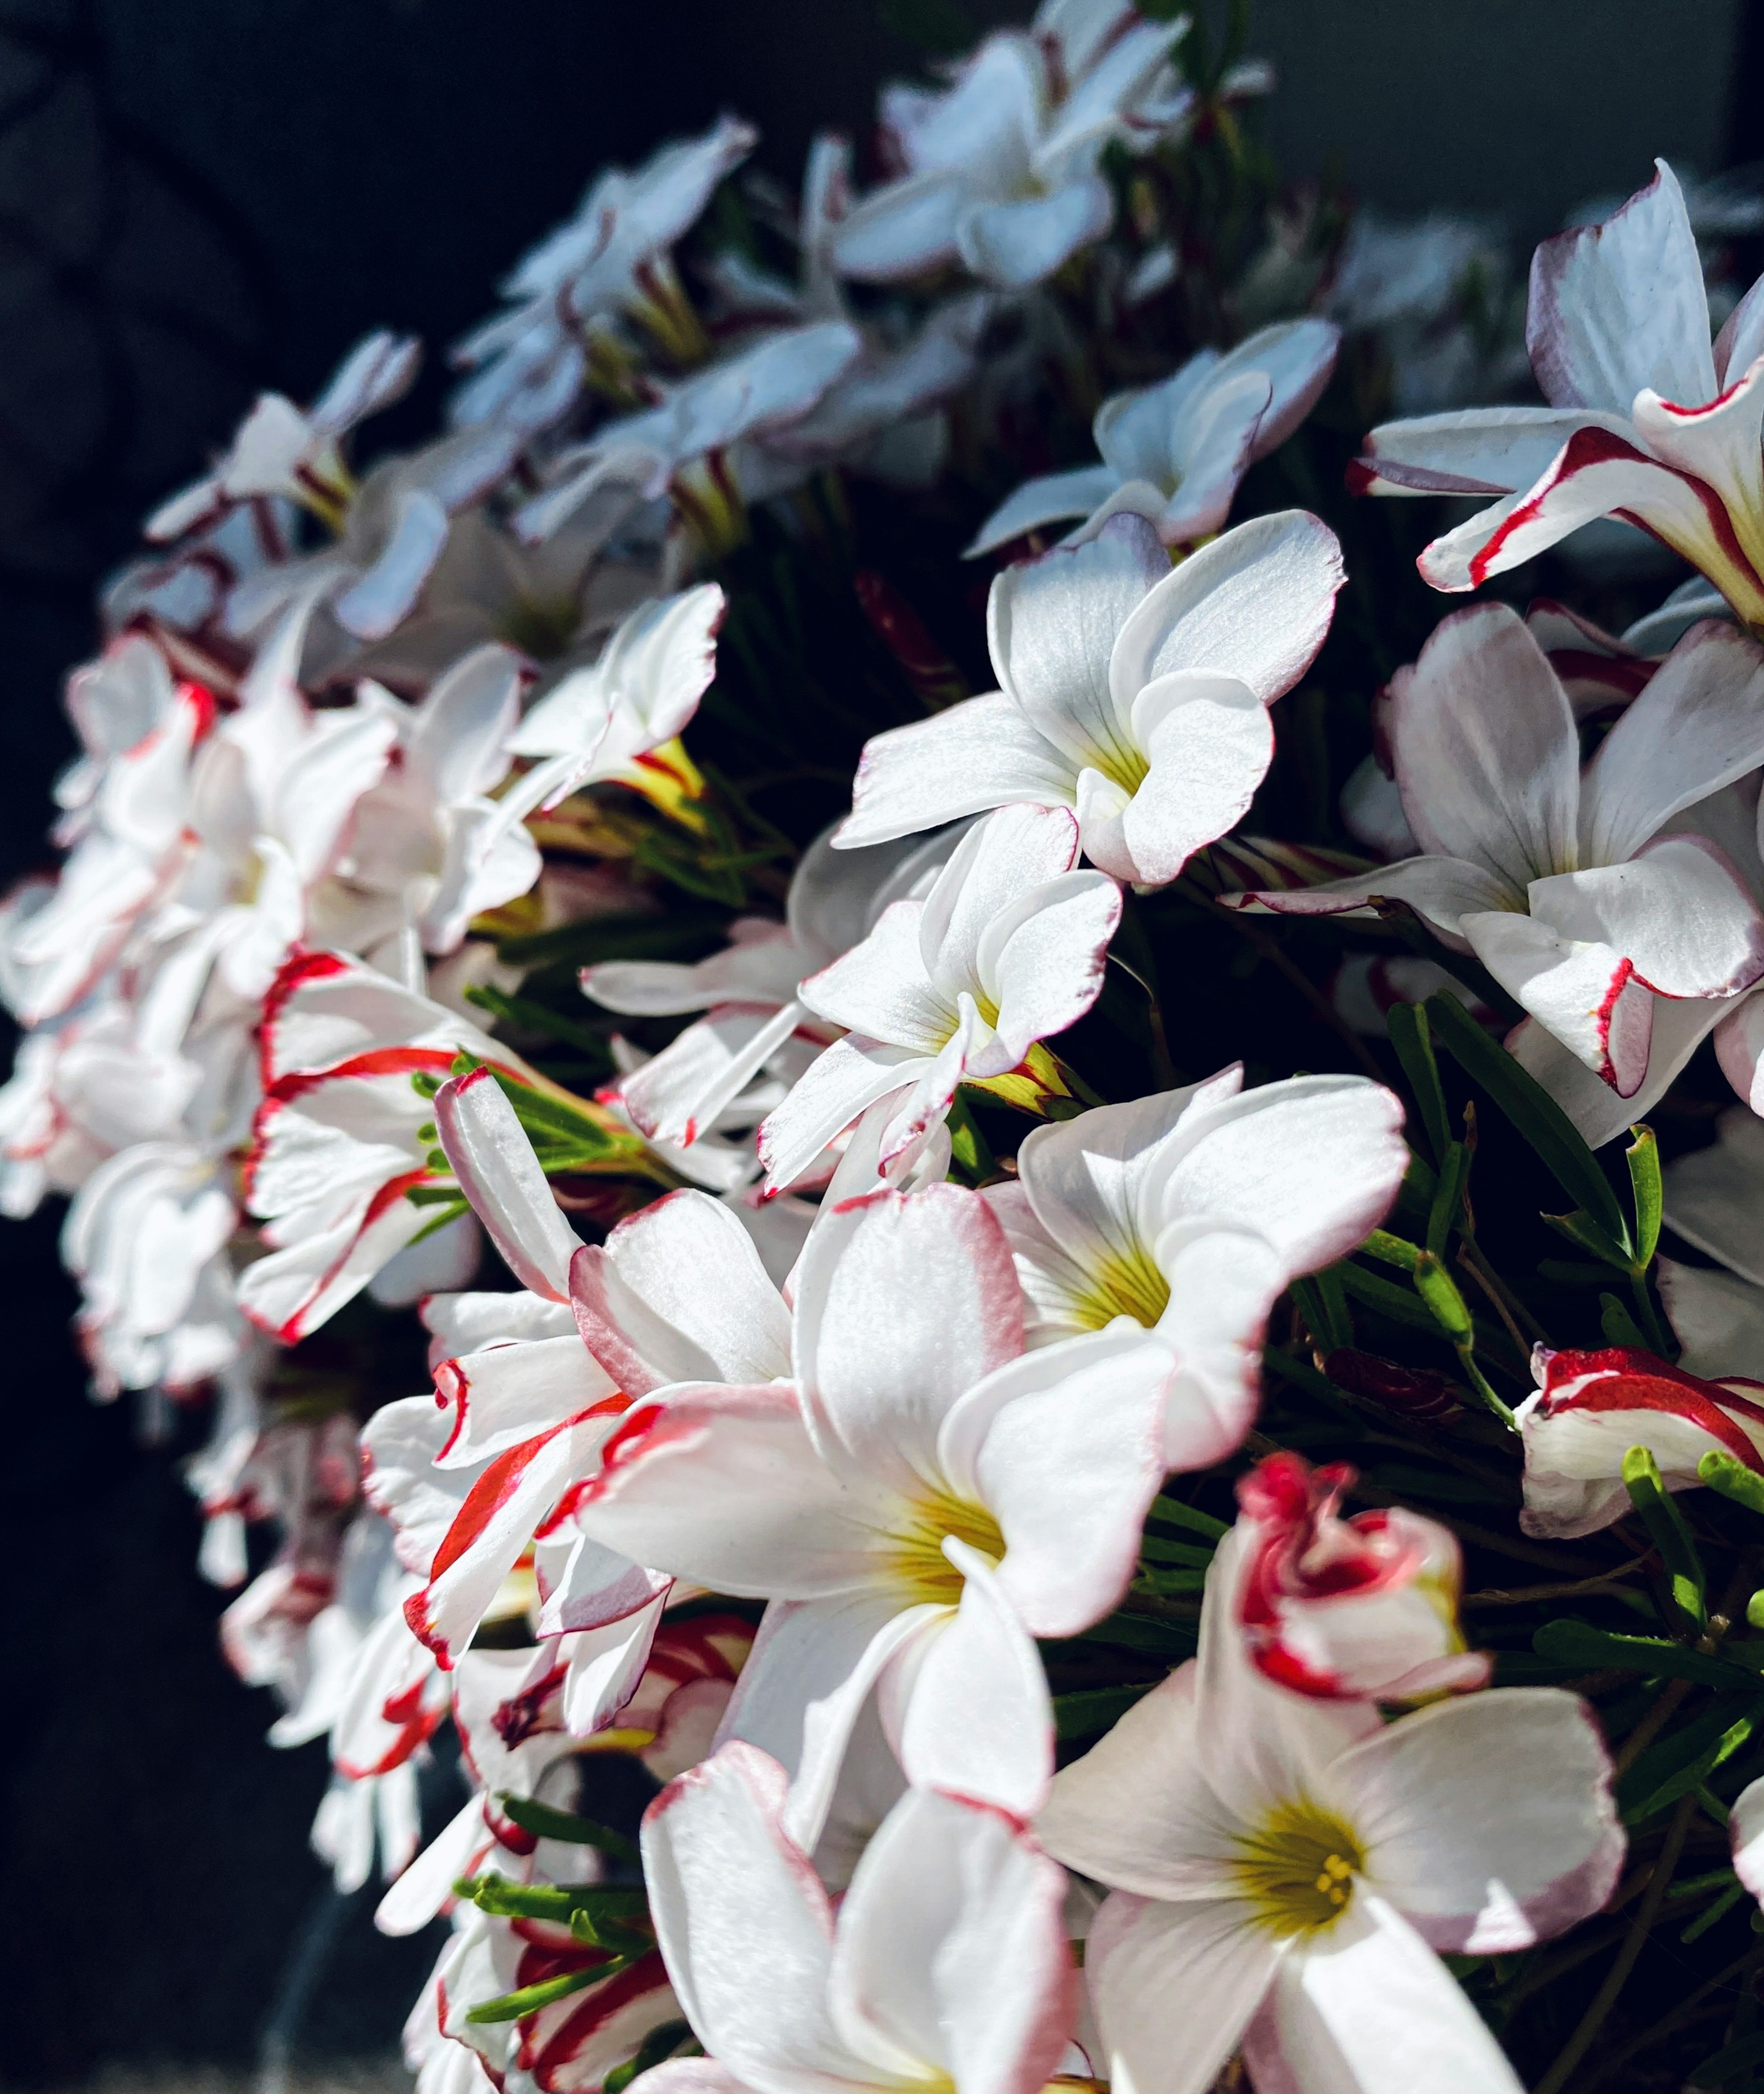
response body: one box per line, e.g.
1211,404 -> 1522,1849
1425,991 -> 1629,1248
1681,1881 -> 1748,1945
1623,1443 -> 1707,1630
1600,1292 -> 1651,1349
1145,1493 -> 1228,1541
1338,1261 -> 1440,1334
1540,1208 -> 1634,1272
495,1794 -> 641,1866
1361,1228 -> 1422,1272
505,910 -> 732,974
1053,1683 -> 1156,1740
946,1090 -> 995,1185
464,983 -> 613,1061
457,1875 -> 648,1925
1688,2030 -> 1764,2085
1063,1611 -> 1197,1658
1620,1697 -> 1764,1823
1426,1140 -> 1471,1261
1532,1620 -> 1759,1691
1702,1450 -> 1764,1519
1627,1124 -> 1663,1267
1138,1534 -> 1217,1567
1387,1001 -> 1449,1165
1290,1268 -> 1352,1353
1410,1252 -> 1473,1344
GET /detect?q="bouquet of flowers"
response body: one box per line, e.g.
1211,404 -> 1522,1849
16,4 -> 1764,2088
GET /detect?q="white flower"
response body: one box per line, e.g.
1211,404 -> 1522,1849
969,319 -> 1340,554
836,509 -> 1345,887
758,804 -> 1121,1193
1039,1519 -> 1623,2094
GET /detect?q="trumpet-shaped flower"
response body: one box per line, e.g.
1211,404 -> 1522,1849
1230,602 -> 1764,1094
757,805 -> 1120,1192
147,331 -> 420,542
1354,162 -> 1764,629
582,824 -> 959,1152
834,510 -> 1345,886
831,27 -> 1186,290
969,319 -> 1341,554
450,115 -> 758,435
1233,1452 -> 1489,1701
1038,1521 -> 1623,2094
639,1744 -> 1076,2094
575,1180 -> 1175,1846
1515,1343 -> 1764,1539
982,1066 -> 1406,1464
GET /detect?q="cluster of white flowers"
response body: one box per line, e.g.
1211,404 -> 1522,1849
21,5 -> 1764,2089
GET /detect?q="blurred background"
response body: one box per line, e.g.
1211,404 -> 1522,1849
0,1 -> 1754,2084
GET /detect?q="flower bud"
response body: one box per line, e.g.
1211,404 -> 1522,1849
1233,1451 -> 1488,1702
1515,1343 -> 1764,1539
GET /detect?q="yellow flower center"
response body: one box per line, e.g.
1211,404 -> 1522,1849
1232,1798 -> 1365,1937
888,1491 -> 1006,1605
1069,1243 -> 1171,1331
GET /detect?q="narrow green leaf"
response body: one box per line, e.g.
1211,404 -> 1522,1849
1387,1001 -> 1449,1165
496,1794 -> 641,1866
1138,1534 -> 1216,1566
1700,1450 -> 1764,1519
1600,1292 -> 1650,1350
1621,1699 -> 1764,1823
1145,1494 -> 1229,1541
1411,1252 -> 1473,1343
1532,1620 -> 1758,1691
1290,1274 -> 1351,1353
466,1958 -> 638,2024
1361,1229 -> 1422,1273
1688,2030 -> 1764,2085
1627,1124 -> 1663,1268
1063,1611 -> 1198,1657
1425,991 -> 1630,1247
1338,1261 -> 1442,1334
1624,1443 -> 1708,1630
1541,1208 -> 1634,1272
1426,1140 -> 1471,1261
457,1875 -> 648,1924
1681,1881 -> 1748,1945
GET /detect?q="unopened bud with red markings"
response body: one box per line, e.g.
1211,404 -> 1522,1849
1323,1347 -> 1464,1423
1232,1450 -> 1489,1703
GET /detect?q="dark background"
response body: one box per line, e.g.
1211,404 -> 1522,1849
0,2 -> 1755,2083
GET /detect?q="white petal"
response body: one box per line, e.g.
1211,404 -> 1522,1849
1086,1890 -> 1279,2094
837,693 -> 1077,849
1526,841 -> 1764,1000
967,465 -> 1125,557
956,177 -> 1114,289
435,1067 -> 582,1301
1464,911 -> 1652,1093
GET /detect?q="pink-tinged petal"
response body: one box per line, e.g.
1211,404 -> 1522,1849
1389,602 -> 1578,892
885,1539 -> 1053,1818
757,1035 -> 925,1193
1242,1894 -> 1524,2094
831,170 -> 969,280
406,1416 -> 613,1666
799,897 -> 950,1048
434,1332 -> 617,1467
1509,993 -> 1729,1149
569,1189 -> 791,1395
619,1001 -> 806,1148
988,514 -> 1169,779
1732,1776 -> 1764,1905
582,928 -> 801,1018
435,1067 -> 582,1301
1152,370 -> 1271,545
1579,620 -> 1764,863
556,1596 -> 668,1738
1634,361 -> 1764,579
535,1529 -> 670,1638
1527,841 -> 1764,1000
1158,1072 -> 1409,1280
718,1593 -> 935,1855
515,1953 -> 681,2094
830,1788 -> 1078,2094
1225,854 -> 1512,942
334,488 -> 451,639
967,465 -> 1125,558
639,2066 -> 747,2094
1424,426 -> 1764,623
1333,1690 -> 1623,1953
1038,1666 -> 1240,1900
576,1383 -> 894,1598
1716,990 -> 1764,1118
1154,1225 -> 1284,1471
1354,406 -> 1619,496
1115,672 -> 1272,884
1465,912 -> 1651,1093
835,692 -> 1076,850
956,176 -> 1114,289
1109,509 -> 1345,712
237,1177 -> 431,1343
1662,1105 -> 1764,1287
1085,1890 -> 1279,2094
792,1182 -> 1023,1494
1527,160 -> 1715,412
361,1395 -> 474,1575
976,868 -> 1120,1068
640,1744 -> 853,2090
949,1327 -> 1171,1637
1229,316 -> 1341,461
919,803 -> 1082,997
